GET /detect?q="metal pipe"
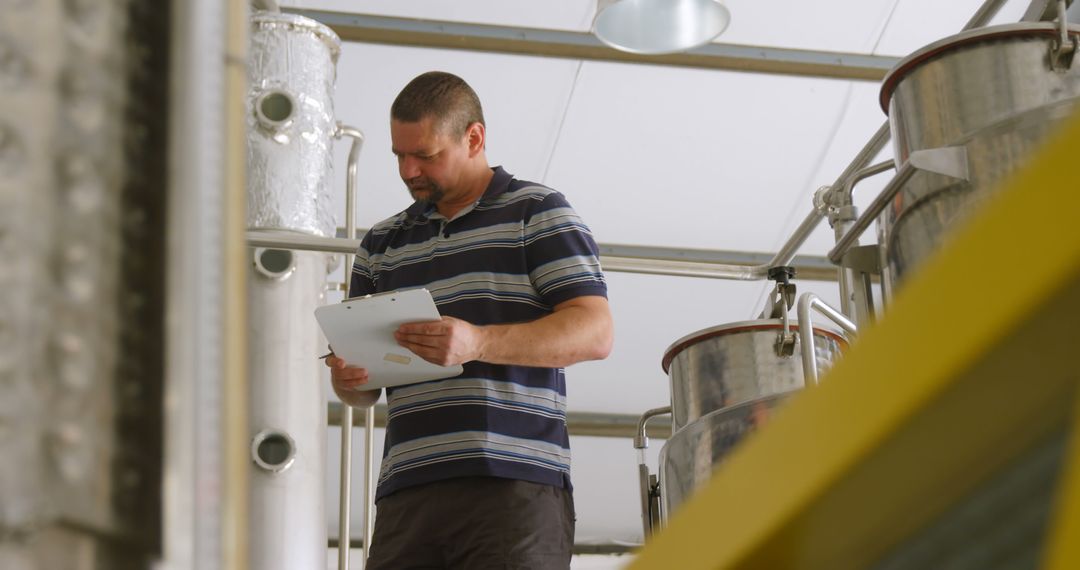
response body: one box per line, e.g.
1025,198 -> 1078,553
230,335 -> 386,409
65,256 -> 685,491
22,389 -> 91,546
363,408 -> 376,564
328,402 -> 674,439
634,406 -> 671,539
223,0 -> 252,566
797,293 -> 857,385
834,160 -> 895,319
831,123 -> 893,200
246,231 -> 848,282
828,162 -> 918,264
964,0 -> 1012,29
634,406 -> 674,450
283,9 -> 898,82
841,160 -> 896,201
767,208 -> 829,270
334,124 -> 363,570
1062,0 -> 1071,41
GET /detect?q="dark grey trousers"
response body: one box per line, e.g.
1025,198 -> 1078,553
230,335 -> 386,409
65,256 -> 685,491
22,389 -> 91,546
365,477 -> 575,570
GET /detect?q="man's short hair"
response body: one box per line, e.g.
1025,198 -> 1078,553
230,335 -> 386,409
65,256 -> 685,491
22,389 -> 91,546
391,71 -> 485,136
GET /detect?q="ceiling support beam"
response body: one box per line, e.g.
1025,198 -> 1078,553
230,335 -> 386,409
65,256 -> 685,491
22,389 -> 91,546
283,8 -> 899,82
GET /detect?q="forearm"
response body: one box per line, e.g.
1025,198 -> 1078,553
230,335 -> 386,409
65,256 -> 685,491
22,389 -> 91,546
477,296 -> 613,368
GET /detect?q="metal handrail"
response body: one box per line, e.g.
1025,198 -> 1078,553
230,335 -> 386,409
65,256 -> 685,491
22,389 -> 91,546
333,124 -> 364,570
245,230 -> 844,282
797,293 -> 858,386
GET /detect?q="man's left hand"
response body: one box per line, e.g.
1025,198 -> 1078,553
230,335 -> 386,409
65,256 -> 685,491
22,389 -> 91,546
395,316 -> 485,367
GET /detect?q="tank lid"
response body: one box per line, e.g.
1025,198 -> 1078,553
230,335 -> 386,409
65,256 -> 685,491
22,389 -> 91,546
880,22 -> 1080,114
252,10 -> 342,63
660,318 -> 848,374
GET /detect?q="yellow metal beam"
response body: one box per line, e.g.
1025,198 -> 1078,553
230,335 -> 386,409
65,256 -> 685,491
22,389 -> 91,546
630,109 -> 1080,569
1045,379 -> 1080,569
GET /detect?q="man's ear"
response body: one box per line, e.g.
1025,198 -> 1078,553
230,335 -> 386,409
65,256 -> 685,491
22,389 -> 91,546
465,122 -> 486,156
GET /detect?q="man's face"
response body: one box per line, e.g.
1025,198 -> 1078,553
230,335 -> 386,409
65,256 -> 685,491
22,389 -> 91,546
390,116 -> 470,205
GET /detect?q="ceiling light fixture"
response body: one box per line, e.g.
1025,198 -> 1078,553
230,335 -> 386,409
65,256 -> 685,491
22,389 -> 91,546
593,0 -> 731,55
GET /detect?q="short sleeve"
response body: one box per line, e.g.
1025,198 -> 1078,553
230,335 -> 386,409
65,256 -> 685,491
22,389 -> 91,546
523,192 -> 608,307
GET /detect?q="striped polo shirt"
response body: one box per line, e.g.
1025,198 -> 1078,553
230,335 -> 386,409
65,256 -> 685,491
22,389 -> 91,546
350,166 -> 608,500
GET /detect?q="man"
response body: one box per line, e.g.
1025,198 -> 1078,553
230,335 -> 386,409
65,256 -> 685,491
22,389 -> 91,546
325,71 -> 613,569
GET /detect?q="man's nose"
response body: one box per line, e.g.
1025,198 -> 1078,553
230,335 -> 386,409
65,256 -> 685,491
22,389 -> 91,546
399,156 -> 421,179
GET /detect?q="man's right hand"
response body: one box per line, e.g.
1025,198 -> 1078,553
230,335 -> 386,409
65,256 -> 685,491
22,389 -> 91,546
325,355 -> 370,390
324,355 -> 380,408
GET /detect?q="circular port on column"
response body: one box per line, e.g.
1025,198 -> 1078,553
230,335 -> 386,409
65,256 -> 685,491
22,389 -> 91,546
255,89 -> 295,131
254,247 -> 295,280
252,430 -> 296,473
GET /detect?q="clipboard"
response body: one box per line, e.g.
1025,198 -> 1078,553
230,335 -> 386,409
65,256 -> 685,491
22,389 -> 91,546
314,288 -> 463,390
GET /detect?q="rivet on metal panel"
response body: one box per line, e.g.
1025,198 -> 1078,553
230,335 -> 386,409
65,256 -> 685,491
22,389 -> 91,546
62,273 -> 95,302
49,422 -> 89,483
0,40 -> 29,85
63,243 -> 89,264
60,156 -> 104,214
58,358 -> 91,391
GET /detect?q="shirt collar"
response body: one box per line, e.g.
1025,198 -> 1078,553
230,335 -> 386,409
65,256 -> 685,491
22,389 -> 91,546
405,166 -> 512,221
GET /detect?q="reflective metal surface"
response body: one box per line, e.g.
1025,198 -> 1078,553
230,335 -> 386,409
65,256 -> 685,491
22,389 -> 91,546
662,319 -> 846,431
247,11 -> 340,236
593,0 -> 730,55
245,12 -> 340,570
247,249 -> 331,570
659,393 -> 792,521
880,23 -> 1080,286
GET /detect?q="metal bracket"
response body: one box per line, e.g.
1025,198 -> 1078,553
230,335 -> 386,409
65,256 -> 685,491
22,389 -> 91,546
773,282 -> 798,358
1050,0 -> 1077,72
1051,35 -> 1078,72
841,245 -> 882,274
908,146 -> 970,181
766,282 -> 797,319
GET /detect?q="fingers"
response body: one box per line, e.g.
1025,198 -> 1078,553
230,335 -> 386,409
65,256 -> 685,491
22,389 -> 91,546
332,367 -> 370,391
324,356 -> 370,390
394,330 -> 443,349
396,317 -> 449,335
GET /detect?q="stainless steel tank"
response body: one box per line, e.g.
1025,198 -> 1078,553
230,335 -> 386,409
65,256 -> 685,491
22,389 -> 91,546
878,22 -> 1080,287
661,320 -> 847,432
659,393 -> 790,521
655,320 -> 846,521
246,11 -> 341,570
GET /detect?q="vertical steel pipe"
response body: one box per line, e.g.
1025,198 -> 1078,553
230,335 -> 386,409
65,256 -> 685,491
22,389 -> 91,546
335,124 -> 364,570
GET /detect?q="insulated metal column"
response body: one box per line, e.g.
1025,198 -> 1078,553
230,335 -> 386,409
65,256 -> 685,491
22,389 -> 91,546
245,11 -> 341,570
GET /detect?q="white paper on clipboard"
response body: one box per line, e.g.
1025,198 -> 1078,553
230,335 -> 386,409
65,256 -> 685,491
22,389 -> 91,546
314,287 -> 463,390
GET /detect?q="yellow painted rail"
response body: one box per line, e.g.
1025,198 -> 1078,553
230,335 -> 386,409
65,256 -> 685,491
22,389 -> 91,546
630,109 -> 1080,569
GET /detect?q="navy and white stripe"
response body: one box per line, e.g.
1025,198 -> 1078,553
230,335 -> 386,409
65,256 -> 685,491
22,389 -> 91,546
350,167 -> 607,499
